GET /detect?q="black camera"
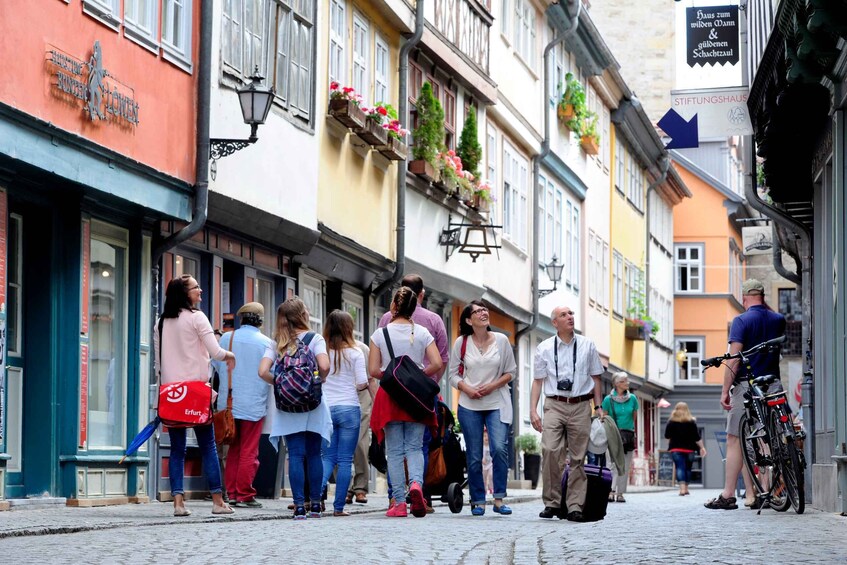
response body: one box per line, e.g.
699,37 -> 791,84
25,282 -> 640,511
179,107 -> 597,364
557,379 -> 573,392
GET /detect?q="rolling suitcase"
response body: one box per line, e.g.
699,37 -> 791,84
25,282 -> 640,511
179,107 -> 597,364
560,463 -> 613,521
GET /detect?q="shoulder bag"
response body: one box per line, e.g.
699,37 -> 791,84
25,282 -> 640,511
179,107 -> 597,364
378,327 -> 439,421
157,317 -> 214,428
213,332 -> 237,444
610,396 -> 636,453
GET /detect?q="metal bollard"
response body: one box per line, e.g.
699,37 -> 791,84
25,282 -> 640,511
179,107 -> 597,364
833,443 -> 847,516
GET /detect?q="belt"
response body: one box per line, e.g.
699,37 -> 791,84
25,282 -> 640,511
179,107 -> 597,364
547,393 -> 593,404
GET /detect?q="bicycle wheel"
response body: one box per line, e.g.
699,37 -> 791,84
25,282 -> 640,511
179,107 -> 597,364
739,413 -> 770,498
771,411 -> 805,514
763,415 -> 790,512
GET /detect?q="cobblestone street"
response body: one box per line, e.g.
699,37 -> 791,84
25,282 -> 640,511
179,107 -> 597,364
0,490 -> 844,564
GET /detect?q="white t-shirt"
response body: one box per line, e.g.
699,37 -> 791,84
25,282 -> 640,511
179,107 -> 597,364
458,340 -> 502,411
370,322 -> 434,375
323,347 -> 368,407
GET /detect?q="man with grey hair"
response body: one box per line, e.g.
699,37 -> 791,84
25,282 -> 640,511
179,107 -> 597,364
530,306 -> 605,522
705,279 -> 786,510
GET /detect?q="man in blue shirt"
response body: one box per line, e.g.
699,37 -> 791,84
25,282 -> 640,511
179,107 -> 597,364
705,279 -> 786,510
213,302 -> 273,508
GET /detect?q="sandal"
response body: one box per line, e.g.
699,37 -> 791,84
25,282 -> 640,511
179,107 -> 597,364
173,507 -> 191,517
608,493 -> 616,503
704,495 -> 738,510
212,503 -> 235,515
616,494 -> 626,503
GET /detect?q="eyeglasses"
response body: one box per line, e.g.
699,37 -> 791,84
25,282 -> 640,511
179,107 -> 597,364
187,285 -> 201,291
471,307 -> 488,316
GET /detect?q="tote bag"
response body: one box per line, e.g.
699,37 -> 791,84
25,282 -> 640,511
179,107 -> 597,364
378,327 -> 439,421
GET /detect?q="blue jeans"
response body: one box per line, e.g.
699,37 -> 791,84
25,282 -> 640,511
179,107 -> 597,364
587,452 -> 607,467
168,424 -> 222,496
458,406 -> 510,505
672,451 -> 694,483
285,431 -> 324,507
384,421 -> 425,502
321,405 -> 361,512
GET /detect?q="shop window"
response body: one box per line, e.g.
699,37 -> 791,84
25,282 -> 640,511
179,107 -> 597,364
174,254 -> 199,279
675,337 -> 704,383
342,290 -> 364,342
88,221 -> 129,448
300,272 -> 324,333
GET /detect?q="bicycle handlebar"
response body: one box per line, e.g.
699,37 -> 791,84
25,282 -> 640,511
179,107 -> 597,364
699,335 -> 786,369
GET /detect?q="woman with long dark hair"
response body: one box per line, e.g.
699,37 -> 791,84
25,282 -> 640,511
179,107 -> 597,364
448,300 -> 517,516
320,310 -> 369,516
259,297 -> 330,520
368,286 -> 443,518
153,274 -> 236,516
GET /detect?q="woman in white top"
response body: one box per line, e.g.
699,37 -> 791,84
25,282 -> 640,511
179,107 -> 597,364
369,287 -> 443,518
448,300 -> 517,516
259,298 -> 330,520
320,310 -> 369,516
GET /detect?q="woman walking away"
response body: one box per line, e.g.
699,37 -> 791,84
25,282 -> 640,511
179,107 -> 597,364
321,310 -> 370,517
448,300 -> 517,516
259,298 -> 331,520
601,372 -> 638,503
369,287 -> 443,518
153,275 -> 236,517
665,402 -> 707,496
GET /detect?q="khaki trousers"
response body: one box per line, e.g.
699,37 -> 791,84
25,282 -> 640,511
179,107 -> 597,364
349,388 -> 374,494
540,398 -> 591,512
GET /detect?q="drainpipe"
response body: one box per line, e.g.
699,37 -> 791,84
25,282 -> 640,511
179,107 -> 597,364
372,0 -> 425,300
745,146 -> 814,500
771,224 -> 801,285
512,0 -> 580,478
643,156 -> 669,388
146,2 -> 213,500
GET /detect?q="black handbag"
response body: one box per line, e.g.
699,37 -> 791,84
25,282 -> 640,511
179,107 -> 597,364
379,327 -> 439,421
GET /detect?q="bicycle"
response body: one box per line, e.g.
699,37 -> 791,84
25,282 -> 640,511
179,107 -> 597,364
701,335 -> 806,514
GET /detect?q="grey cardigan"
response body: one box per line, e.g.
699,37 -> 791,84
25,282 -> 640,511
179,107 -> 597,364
448,332 -> 517,424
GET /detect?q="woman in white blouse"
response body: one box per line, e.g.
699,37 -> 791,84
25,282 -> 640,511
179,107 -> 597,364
320,310 -> 370,516
448,300 -> 517,516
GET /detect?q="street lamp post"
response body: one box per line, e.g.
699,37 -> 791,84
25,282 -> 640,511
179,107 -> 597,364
538,255 -> 564,297
209,70 -> 274,161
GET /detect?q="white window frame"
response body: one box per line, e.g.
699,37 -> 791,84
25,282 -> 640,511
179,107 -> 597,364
615,136 -> 625,193
588,231 -> 597,305
223,0 -> 244,74
286,0 -> 314,118
602,241 -> 610,312
329,0 -> 347,85
124,0 -> 159,51
675,243 -> 704,293
162,0 -> 193,71
342,289 -> 365,342
83,0 -> 121,30
612,250 -> 623,316
539,175 -> 563,265
629,163 -> 644,211
565,200 -> 579,291
486,122 -> 499,225
601,107 -> 610,170
675,337 -> 705,383
374,33 -> 390,104
503,142 -> 529,251
352,11 -> 370,105
729,243 -> 744,302
300,271 -> 325,334
513,0 -> 536,68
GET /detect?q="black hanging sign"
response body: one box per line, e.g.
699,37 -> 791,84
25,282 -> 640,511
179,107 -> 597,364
686,6 -> 739,67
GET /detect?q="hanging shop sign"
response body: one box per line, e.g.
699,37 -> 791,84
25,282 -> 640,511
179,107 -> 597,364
741,225 -> 773,256
47,40 -> 140,126
686,6 -> 739,67
668,87 -> 753,138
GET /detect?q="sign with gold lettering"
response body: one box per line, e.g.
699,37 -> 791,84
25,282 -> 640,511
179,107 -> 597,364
47,40 -> 140,126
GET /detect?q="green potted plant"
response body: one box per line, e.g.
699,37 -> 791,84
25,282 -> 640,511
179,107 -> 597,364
457,107 -> 482,179
409,82 -> 444,182
558,73 -> 585,128
472,179 -> 492,212
580,112 -> 600,155
516,433 -> 541,489
625,276 -> 659,340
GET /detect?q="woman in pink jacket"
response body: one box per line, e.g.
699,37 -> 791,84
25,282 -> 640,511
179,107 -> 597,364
153,275 -> 236,517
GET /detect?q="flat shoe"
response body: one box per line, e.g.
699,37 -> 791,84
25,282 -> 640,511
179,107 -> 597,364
471,505 -> 485,516
616,494 -> 626,503
212,504 -> 235,515
241,499 -> 263,508
173,507 -> 191,517
345,494 -> 354,505
492,504 -> 512,515
355,493 -> 368,504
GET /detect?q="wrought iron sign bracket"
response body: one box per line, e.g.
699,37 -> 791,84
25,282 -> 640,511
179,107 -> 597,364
438,213 -> 503,263
538,282 -> 558,298
210,123 -> 260,161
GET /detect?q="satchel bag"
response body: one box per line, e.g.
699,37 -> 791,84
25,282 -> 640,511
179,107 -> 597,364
378,327 -> 440,421
213,333 -> 237,445
156,317 -> 214,427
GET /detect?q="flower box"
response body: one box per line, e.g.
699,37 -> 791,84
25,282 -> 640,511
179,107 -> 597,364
354,119 -> 389,146
580,136 -> 600,155
557,104 -> 575,121
409,159 -> 437,182
328,98 -> 365,129
378,137 -> 408,161
624,323 -> 647,341
473,193 -> 490,213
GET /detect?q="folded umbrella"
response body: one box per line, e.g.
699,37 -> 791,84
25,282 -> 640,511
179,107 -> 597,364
119,417 -> 161,464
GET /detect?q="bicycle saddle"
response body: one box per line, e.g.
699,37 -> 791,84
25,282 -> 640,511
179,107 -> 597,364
752,374 -> 780,386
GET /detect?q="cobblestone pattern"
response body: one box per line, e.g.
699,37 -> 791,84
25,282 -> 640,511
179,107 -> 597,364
0,490 -> 845,563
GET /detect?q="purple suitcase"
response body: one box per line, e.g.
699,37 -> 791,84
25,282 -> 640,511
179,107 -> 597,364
560,463 -> 613,521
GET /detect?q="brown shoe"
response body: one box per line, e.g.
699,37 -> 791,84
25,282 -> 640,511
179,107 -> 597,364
426,505 -> 435,514
345,494 -> 354,505
287,503 -> 295,510
355,492 -> 368,504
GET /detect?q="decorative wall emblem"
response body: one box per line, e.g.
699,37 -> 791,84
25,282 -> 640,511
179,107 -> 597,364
47,40 -> 140,126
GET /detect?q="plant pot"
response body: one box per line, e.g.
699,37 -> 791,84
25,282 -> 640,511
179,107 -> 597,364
437,176 -> 458,196
580,135 -> 600,155
557,103 -> 575,121
459,185 -> 474,205
377,136 -> 408,161
408,159 -> 437,182
625,324 -> 646,341
472,193 -> 490,212
523,453 -> 541,489
328,98 -> 365,129
353,119 -> 389,146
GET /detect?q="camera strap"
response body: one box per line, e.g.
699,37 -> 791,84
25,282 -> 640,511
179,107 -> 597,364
554,336 -> 577,382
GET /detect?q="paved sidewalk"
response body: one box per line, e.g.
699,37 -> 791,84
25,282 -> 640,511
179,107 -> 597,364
0,485 -> 672,538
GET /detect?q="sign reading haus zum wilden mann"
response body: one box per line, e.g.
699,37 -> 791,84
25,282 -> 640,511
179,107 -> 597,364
686,6 -> 739,67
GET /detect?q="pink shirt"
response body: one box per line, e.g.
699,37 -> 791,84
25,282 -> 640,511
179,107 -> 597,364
153,309 -> 227,384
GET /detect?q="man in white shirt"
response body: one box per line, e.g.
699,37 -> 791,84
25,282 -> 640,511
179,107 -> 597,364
530,306 -> 605,522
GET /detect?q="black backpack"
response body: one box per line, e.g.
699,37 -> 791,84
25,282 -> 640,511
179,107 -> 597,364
378,327 -> 439,421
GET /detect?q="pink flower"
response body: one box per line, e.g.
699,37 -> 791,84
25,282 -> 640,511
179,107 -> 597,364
343,86 -> 354,94
330,81 -> 339,90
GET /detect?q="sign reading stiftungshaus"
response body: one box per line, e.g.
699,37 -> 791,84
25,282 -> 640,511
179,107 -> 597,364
47,40 -> 140,126
686,6 -> 739,67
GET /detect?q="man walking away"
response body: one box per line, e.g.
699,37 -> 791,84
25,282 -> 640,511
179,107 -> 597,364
213,302 -> 273,508
347,339 -> 377,505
